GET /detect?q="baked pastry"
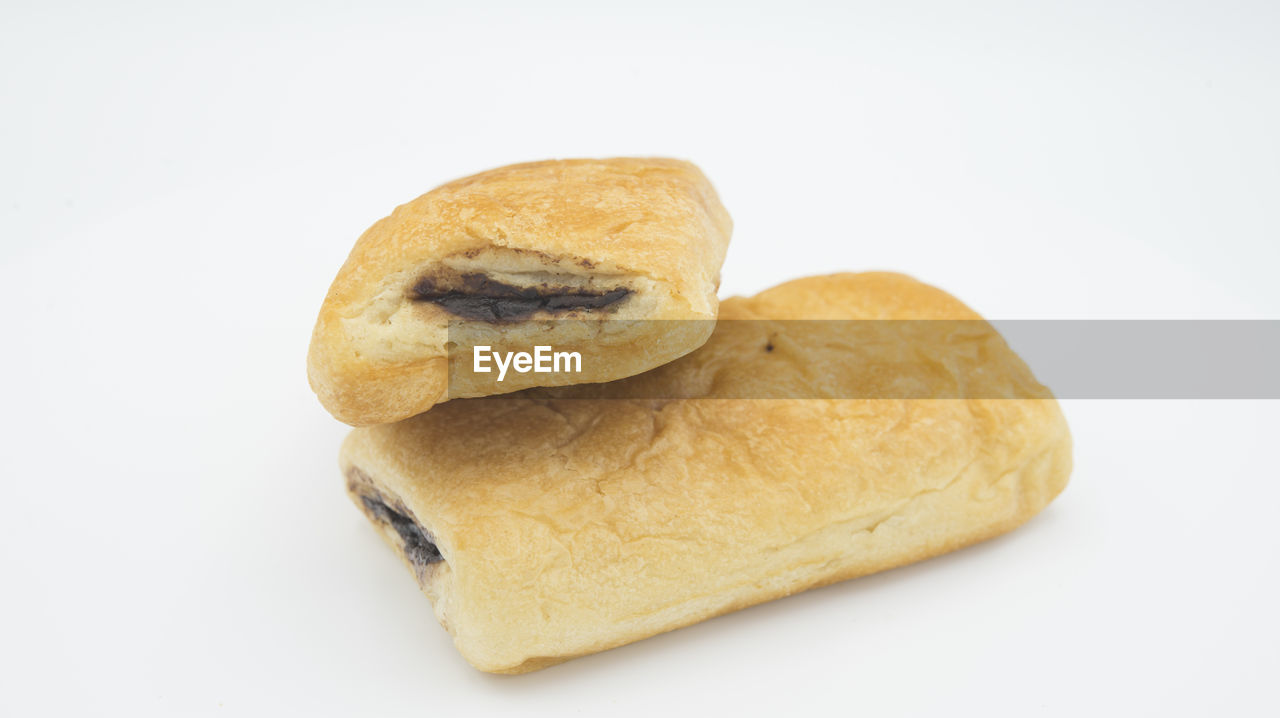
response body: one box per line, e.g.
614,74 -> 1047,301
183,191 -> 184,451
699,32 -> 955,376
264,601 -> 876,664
308,157 -> 732,425
340,273 -> 1073,673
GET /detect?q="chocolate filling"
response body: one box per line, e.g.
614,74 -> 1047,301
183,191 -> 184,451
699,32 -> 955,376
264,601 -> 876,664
360,494 -> 443,569
411,272 -> 631,322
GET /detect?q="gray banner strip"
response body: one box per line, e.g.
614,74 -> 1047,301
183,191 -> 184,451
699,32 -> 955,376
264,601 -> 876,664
992,320 -> 1280,399
446,320 -> 1280,399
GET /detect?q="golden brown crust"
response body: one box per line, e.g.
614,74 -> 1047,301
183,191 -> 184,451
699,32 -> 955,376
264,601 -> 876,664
308,157 -> 732,425
341,272 -> 1073,673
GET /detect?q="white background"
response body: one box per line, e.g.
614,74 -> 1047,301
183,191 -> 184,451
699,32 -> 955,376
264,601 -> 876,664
3,1 -> 1278,715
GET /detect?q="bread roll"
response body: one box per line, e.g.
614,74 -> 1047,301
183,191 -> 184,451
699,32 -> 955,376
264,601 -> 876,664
340,272 -> 1072,673
309,157 -> 732,425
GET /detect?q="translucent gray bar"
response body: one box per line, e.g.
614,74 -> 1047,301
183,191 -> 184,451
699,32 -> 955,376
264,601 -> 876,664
446,320 -> 1280,400
991,320 -> 1280,399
